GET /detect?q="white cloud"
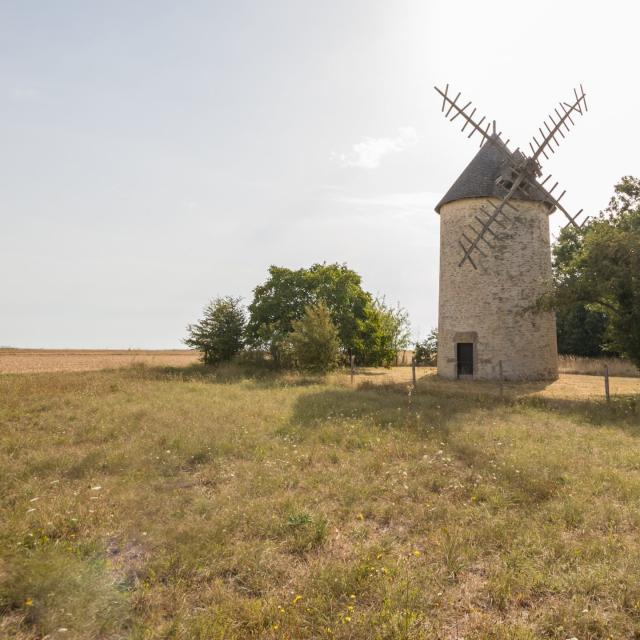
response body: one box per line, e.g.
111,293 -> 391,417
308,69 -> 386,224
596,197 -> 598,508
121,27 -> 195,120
332,126 -> 418,169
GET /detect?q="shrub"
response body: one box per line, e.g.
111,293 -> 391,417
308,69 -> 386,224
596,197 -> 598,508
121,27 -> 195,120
414,329 -> 438,365
290,303 -> 340,372
184,296 -> 246,365
246,263 -> 411,366
355,298 -> 411,367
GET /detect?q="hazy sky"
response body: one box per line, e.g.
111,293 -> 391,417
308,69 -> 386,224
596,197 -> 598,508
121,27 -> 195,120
2,1 -> 638,348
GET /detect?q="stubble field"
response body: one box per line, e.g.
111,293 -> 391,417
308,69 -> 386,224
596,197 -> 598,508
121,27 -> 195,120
0,350 -> 200,374
1,362 -> 640,639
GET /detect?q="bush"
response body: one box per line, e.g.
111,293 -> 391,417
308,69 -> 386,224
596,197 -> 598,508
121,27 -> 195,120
184,296 -> 246,365
355,298 -> 411,367
415,329 -> 438,365
246,263 -> 411,367
290,303 -> 340,372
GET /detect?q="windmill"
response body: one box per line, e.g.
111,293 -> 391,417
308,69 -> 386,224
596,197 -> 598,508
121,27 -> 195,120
433,84 -> 588,381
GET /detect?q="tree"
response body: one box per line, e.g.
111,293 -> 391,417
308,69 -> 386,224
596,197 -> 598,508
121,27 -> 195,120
548,176 -> 640,367
356,298 -> 411,367
555,304 -> 610,357
290,303 -> 340,372
246,263 -> 408,366
184,296 -> 246,365
414,329 -> 438,365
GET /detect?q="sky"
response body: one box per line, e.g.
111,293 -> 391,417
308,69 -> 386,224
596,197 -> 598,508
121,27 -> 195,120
1,0 -> 638,349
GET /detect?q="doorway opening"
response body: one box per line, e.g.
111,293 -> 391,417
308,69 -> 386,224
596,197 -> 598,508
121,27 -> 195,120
457,343 -> 474,378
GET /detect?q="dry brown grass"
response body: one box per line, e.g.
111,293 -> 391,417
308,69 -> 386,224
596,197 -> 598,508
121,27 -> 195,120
4,349 -> 637,383
2,362 -> 640,638
0,349 -> 200,374
558,354 -> 639,378
338,366 -> 640,401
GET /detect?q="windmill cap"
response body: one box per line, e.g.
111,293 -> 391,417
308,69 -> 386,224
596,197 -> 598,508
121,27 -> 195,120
435,135 -> 553,213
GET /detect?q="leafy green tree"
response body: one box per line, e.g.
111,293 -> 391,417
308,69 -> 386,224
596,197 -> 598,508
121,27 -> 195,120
556,304 -> 610,357
246,263 -> 407,366
548,176 -> 640,367
184,296 -> 246,365
356,298 -> 411,367
246,266 -> 315,363
290,302 -> 340,372
414,329 -> 438,365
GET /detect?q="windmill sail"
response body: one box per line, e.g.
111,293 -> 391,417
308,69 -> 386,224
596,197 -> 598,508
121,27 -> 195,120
434,85 -> 505,147
528,86 -> 588,161
434,84 -> 589,265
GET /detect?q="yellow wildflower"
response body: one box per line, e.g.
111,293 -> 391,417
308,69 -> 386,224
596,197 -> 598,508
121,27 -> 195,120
292,594 -> 302,604
24,598 -> 33,607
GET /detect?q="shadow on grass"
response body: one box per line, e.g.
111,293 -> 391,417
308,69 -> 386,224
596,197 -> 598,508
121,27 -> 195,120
288,384 -> 567,506
128,362 -> 640,433
120,361 -> 640,437
289,382 -> 483,437
290,375 -> 640,438
289,381 -> 640,510
122,362 -> 327,389
415,374 -> 640,432
519,394 -> 640,431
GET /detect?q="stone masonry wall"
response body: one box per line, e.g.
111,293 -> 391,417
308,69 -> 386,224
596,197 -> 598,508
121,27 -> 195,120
437,197 -> 558,381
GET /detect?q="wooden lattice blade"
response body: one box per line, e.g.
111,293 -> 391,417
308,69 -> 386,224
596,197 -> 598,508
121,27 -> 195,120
529,86 -> 587,161
434,85 -> 507,149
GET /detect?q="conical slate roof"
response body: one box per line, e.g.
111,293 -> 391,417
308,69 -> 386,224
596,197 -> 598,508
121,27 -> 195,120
434,135 -> 552,213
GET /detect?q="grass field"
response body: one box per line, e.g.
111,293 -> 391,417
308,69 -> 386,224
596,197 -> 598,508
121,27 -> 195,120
0,350 -> 199,374
2,364 -> 640,639
558,355 -> 639,379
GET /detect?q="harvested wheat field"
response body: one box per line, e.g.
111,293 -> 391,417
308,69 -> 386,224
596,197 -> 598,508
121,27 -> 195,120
0,349 -> 200,374
2,361 -> 640,639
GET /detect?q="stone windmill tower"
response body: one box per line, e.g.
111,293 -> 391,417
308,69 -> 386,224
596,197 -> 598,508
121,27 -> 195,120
434,84 -> 588,380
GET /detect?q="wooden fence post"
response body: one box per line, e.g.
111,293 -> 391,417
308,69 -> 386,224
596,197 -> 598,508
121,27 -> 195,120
350,354 -> 355,386
498,360 -> 504,399
604,364 -> 610,402
412,356 -> 417,388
